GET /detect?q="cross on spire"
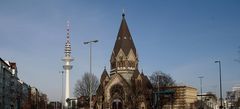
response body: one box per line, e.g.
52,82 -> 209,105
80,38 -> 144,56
122,9 -> 125,17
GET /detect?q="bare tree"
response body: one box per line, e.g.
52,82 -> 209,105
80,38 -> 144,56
150,71 -> 176,109
149,71 -> 175,88
74,72 -> 99,97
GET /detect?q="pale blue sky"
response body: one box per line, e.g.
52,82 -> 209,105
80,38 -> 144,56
0,0 -> 240,101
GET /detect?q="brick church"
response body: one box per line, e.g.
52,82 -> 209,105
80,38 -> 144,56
96,13 -> 153,109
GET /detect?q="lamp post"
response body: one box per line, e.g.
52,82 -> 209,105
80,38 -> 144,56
198,76 -> 204,109
157,75 -> 160,109
215,60 -> 223,109
59,71 -> 64,109
83,40 -> 98,109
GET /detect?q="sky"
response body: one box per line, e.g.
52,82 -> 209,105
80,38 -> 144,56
0,0 -> 240,101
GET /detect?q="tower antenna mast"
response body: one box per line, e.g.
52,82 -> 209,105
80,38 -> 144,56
62,20 -> 74,108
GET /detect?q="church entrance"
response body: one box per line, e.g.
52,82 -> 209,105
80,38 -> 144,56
112,99 -> 122,109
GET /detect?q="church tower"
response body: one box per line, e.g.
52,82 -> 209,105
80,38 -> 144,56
110,13 -> 139,80
96,13 -> 152,109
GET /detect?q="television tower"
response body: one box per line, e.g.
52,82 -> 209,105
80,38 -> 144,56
62,20 -> 74,107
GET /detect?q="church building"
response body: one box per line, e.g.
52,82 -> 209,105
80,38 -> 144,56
96,13 -> 153,109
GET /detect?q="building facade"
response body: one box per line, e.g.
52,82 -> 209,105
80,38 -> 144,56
200,92 -> 218,109
0,58 -> 48,109
158,86 -> 197,109
0,58 -> 21,109
48,101 -> 62,109
226,85 -> 240,109
96,13 -> 153,109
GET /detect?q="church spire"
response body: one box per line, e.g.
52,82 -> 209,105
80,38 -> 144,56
112,13 -> 137,56
110,13 -> 138,75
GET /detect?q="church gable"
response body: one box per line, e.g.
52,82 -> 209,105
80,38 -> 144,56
116,49 -> 126,61
136,74 -> 143,81
100,69 -> 109,83
134,74 -> 145,90
104,73 -> 131,101
105,73 -> 130,90
132,72 -> 152,95
127,49 -> 137,61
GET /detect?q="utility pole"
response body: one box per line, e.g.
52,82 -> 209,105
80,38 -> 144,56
215,60 -> 223,109
198,76 -> 204,109
60,71 -> 64,109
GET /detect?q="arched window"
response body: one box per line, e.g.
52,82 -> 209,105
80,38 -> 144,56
110,84 -> 124,97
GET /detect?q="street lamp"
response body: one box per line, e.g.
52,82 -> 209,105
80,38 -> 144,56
198,76 -> 204,109
215,60 -> 223,109
157,75 -> 160,109
59,71 -> 64,109
83,40 -> 98,109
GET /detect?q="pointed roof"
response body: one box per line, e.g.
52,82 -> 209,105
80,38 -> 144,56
112,13 -> 137,57
100,67 -> 109,83
132,69 -> 140,79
